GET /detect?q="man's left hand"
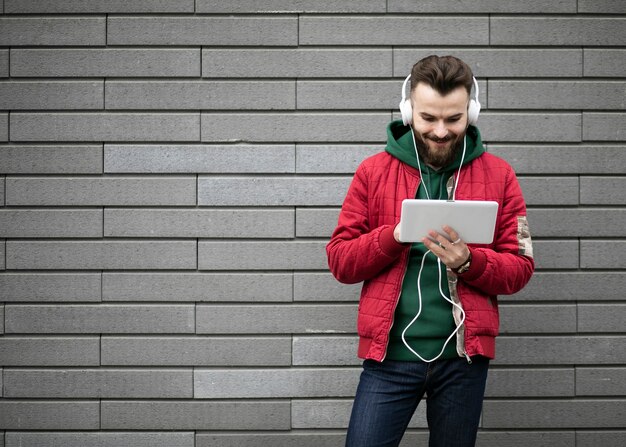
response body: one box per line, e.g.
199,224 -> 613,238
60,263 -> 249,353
422,225 -> 470,270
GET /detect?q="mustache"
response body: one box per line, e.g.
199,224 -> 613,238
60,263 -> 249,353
426,134 -> 452,143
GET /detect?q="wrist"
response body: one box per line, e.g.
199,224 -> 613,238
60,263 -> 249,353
452,251 -> 472,274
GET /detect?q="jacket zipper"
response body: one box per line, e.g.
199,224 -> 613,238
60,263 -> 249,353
381,251 -> 411,362
448,174 -> 470,363
381,177 -> 420,362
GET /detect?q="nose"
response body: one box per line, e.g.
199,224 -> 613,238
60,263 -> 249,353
433,121 -> 448,138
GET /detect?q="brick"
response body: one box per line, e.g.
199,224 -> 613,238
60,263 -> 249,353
0,17 -> 105,46
300,16 -> 489,45
494,336 -> 626,365
394,48 -> 582,78
528,209 -> 626,237
103,272 -> 292,302
0,209 -> 103,238
10,113 -> 200,142
0,240 -> 5,270
195,368 -> 360,398
478,113 -> 581,143
0,273 -> 101,302
101,400 -> 290,430
0,50 -> 10,77
202,48 -> 391,78
0,305 -> 3,334
292,399 -> 353,429
477,431 -> 574,447
106,81 -> 294,110
0,336 -> 100,366
5,304 -> 195,334
499,304 -> 576,334
292,336 -> 360,366
197,432 -> 346,447
488,81 -> 626,110
581,241 -> 626,269
202,112 -> 389,142
4,369 -> 192,398
104,208 -> 294,238
5,432 -> 194,447
296,145 -> 382,174
0,178 -> 4,206
581,177 -> 626,205
0,401 -> 100,430
388,0 -> 575,12
578,0 -> 626,13
11,49 -> 200,77
291,399 -> 426,429
0,114 -> 7,141
579,304 -> 626,333
518,177 -> 579,206
294,273 -> 360,302
490,17 -> 626,46
489,145 -> 626,175
511,272 -> 626,302
483,399 -> 626,428
105,144 -> 294,174
577,432 -> 626,447
0,81 -> 103,110
108,16 -> 296,46
532,240 -> 579,270
296,208 -> 340,238
0,145 -> 103,174
486,368 -> 574,397
577,367 -> 626,396
196,304 -> 356,334
6,176 -> 196,206
584,113 -> 626,140
101,336 -> 291,366
196,0 -> 386,13
5,0 -> 195,13
197,176 -> 350,206
298,80 -> 399,110
584,49 -> 626,77
198,241 -> 327,270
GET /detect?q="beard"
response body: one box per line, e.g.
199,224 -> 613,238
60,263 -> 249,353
413,129 -> 466,169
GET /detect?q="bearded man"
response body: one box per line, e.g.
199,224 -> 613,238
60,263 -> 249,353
326,55 -> 535,447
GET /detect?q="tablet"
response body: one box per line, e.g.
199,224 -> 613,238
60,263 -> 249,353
398,199 -> 498,244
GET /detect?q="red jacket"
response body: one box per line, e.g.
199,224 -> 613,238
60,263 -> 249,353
326,151 -> 534,361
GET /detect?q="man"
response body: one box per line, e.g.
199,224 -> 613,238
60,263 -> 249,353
326,55 -> 534,447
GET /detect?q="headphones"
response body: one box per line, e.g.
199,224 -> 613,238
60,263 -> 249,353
399,74 -> 481,127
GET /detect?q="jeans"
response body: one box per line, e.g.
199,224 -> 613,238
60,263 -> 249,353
345,356 -> 489,447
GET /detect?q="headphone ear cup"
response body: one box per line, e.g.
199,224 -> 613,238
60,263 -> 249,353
467,98 -> 481,126
400,99 -> 413,126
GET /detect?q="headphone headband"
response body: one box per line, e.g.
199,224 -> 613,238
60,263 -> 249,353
399,74 -> 481,126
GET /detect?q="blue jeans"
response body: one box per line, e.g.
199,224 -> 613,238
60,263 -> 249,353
345,357 -> 489,447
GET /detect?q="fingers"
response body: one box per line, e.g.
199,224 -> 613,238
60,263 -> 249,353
422,226 -> 469,269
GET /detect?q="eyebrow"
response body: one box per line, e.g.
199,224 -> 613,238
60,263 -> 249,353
420,112 -> 464,120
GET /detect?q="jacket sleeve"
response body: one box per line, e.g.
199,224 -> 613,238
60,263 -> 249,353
460,167 -> 535,295
326,163 -> 407,284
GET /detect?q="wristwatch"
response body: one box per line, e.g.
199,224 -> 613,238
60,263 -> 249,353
453,252 -> 472,274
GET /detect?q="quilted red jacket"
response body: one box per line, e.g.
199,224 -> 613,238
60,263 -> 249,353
326,150 -> 534,361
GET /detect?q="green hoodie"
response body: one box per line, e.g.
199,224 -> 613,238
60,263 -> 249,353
384,120 -> 485,361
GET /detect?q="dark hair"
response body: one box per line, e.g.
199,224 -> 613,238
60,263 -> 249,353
410,55 -> 474,96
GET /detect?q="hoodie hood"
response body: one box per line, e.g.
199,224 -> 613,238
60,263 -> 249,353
385,120 -> 485,173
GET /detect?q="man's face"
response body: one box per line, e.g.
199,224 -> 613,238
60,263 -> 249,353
410,83 -> 469,169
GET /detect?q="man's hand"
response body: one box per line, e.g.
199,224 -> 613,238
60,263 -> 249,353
422,225 -> 470,270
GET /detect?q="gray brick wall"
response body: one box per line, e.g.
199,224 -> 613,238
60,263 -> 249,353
0,1 -> 625,446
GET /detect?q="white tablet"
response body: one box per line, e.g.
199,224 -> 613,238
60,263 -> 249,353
398,199 -> 499,244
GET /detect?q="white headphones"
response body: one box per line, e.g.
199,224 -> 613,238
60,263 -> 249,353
399,74 -> 481,127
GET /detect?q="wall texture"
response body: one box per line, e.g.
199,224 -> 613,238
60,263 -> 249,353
0,1 -> 625,446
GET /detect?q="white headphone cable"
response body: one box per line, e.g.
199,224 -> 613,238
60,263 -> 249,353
401,250 -> 466,363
